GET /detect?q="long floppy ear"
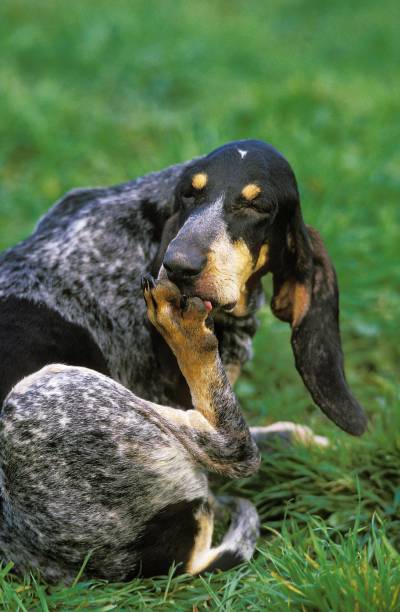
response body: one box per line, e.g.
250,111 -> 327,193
270,206 -> 367,436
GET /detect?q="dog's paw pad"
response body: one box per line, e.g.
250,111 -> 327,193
184,296 -> 207,317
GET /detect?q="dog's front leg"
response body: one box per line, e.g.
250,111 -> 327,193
142,274 -> 261,573
141,274 -> 260,479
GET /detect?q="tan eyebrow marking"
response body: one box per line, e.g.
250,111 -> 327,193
241,183 -> 261,201
191,172 -> 208,190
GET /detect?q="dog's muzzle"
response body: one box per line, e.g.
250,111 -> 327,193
163,246 -> 206,285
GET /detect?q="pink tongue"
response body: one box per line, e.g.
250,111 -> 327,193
203,300 -> 213,313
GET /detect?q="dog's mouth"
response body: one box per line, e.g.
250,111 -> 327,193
181,286 -> 239,315
157,265 -> 238,314
178,286 -> 237,313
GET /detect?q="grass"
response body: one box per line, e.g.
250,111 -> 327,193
0,0 -> 399,609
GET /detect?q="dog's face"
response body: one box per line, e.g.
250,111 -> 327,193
161,140 -> 295,315
158,139 -> 367,437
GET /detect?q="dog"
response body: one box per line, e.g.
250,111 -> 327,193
0,140 -> 367,582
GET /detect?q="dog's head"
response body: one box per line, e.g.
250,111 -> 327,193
158,140 -> 367,436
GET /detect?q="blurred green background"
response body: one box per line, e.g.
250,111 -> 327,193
0,0 -> 399,608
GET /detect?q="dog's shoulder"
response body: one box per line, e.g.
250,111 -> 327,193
35,160 -> 193,236
0,295 -> 110,406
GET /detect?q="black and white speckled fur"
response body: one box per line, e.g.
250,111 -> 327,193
0,162 -> 187,402
0,160 -> 259,406
0,139 -> 367,581
0,350 -> 260,582
0,366 -> 204,581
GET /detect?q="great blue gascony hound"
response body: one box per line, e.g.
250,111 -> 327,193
0,140 -> 367,582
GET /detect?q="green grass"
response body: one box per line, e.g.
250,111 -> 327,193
0,0 -> 399,609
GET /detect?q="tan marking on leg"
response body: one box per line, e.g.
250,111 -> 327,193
187,547 -> 221,575
143,279 -> 220,426
241,183 -> 261,201
155,406 -> 215,433
186,506 -> 214,574
164,342 -> 219,426
176,354 -> 219,427
192,172 -> 208,190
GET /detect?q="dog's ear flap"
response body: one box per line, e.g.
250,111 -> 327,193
270,206 -> 367,436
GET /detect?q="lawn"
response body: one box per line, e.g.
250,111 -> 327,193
0,0 -> 399,609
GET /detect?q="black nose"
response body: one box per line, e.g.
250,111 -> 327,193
163,249 -> 206,282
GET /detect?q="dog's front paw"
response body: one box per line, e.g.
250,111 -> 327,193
141,274 -> 217,358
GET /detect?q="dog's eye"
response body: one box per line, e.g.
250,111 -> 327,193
249,200 -> 266,213
236,196 -> 273,217
250,200 -> 277,220
252,202 -> 272,215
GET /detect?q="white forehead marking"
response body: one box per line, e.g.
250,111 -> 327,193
237,148 -> 247,159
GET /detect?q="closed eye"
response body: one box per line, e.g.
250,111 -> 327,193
251,201 -> 273,215
234,195 -> 272,216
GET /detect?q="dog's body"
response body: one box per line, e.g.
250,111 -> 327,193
0,140 -> 367,581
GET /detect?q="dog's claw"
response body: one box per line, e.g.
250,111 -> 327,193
141,273 -> 156,293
